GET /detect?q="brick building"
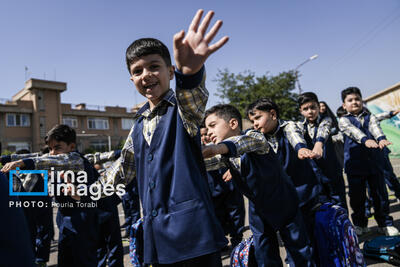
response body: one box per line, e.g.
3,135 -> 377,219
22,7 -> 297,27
0,79 -> 139,153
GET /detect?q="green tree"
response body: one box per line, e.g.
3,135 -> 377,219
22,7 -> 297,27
214,69 -> 300,120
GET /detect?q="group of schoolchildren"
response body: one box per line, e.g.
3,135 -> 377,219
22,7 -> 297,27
1,9 -> 400,267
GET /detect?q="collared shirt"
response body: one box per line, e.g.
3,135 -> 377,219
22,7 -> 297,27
297,116 -> 332,143
265,120 -> 307,154
204,130 -> 269,172
338,110 -> 386,144
374,111 -> 395,122
98,69 -> 208,190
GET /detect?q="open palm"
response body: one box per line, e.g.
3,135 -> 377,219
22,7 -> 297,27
173,9 -> 229,75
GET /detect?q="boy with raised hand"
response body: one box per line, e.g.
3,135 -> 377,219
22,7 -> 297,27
297,92 -> 347,210
339,86 -> 398,236
203,104 -> 314,267
88,10 -> 229,266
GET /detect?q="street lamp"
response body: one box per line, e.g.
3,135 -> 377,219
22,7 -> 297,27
295,54 -> 319,94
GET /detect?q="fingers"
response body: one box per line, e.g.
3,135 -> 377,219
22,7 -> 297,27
188,9 -> 204,32
204,19 -> 223,43
198,10 -> 214,36
173,30 -> 185,48
208,36 -> 229,54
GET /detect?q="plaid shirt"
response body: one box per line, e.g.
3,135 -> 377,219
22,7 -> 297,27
265,120 -> 307,154
85,150 -> 120,165
204,130 -> 269,172
374,111 -> 396,122
297,116 -> 332,143
338,110 -> 386,144
97,70 -> 208,191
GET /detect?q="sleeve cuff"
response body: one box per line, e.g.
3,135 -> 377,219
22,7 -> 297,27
175,66 -> 205,89
294,143 -> 307,153
22,159 -> 35,170
360,137 -> 368,144
115,150 -> 121,159
389,111 -> 395,118
1,155 -> 11,165
315,137 -> 326,143
220,141 -> 237,157
377,136 -> 387,142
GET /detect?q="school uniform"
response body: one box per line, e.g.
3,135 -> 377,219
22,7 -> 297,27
121,179 -> 141,234
0,171 -> 36,267
339,111 -> 393,228
1,155 -> 54,264
206,130 -> 314,267
207,168 -> 245,248
23,152 -> 100,267
98,67 -> 227,265
298,116 -> 347,210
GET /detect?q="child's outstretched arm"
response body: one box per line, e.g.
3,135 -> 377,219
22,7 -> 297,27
338,116 -> 379,148
312,116 -> 333,158
85,150 -> 121,165
283,121 -> 316,160
369,114 -> 392,149
173,9 -> 229,75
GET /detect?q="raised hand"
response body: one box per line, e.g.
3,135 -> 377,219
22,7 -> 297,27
365,139 -> 379,149
378,139 -> 392,149
173,9 -> 229,75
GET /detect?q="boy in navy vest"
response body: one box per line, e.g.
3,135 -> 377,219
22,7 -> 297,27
297,92 -> 347,210
73,10 -> 229,266
246,98 -> 325,263
339,86 -> 398,236
203,104 -> 314,267
1,125 -> 100,267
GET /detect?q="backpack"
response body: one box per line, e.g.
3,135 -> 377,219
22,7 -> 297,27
129,218 -> 144,267
363,236 -> 400,265
230,235 -> 257,267
314,203 -> 365,267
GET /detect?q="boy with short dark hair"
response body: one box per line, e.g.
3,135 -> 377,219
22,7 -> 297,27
297,92 -> 347,210
91,10 -> 229,266
339,86 -> 398,236
203,104 -> 314,267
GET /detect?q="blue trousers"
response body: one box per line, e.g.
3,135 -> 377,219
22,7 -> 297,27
348,173 -> 393,227
121,181 -> 140,233
249,208 -> 314,267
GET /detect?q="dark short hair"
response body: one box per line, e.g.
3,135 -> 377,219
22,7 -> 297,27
205,104 -> 243,131
246,98 -> 280,119
341,87 -> 362,102
125,38 -> 171,73
45,124 -> 76,145
298,92 -> 319,107
336,106 -> 347,117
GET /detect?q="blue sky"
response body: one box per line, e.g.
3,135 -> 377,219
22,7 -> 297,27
1,0 -> 399,113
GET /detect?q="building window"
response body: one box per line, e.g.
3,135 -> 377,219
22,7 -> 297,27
90,140 -> 107,152
38,91 -> 45,111
6,113 -> 30,127
121,118 -> 134,130
63,117 -> 78,128
7,142 -> 30,152
88,117 -> 109,130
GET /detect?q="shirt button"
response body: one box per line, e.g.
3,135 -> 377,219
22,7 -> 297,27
151,209 -> 158,217
148,154 -> 153,161
149,181 -> 155,189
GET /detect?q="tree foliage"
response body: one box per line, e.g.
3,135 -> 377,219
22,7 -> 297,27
214,69 -> 300,120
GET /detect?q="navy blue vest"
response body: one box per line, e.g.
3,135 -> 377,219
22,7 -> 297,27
233,151 -> 299,230
132,96 -> 227,264
273,128 -> 322,207
343,113 -> 385,176
207,168 -> 235,198
303,122 -> 342,182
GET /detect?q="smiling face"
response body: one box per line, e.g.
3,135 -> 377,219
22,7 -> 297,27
205,113 -> 239,144
342,93 -> 363,115
300,101 -> 319,123
47,139 -> 75,155
129,54 -> 174,109
248,109 -> 278,134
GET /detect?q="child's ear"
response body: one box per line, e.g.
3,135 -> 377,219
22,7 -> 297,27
169,65 -> 175,80
229,118 -> 239,130
69,143 -> 76,152
270,109 -> 277,120
342,103 -> 346,110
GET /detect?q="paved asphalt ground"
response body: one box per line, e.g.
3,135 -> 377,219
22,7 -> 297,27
46,158 -> 400,267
